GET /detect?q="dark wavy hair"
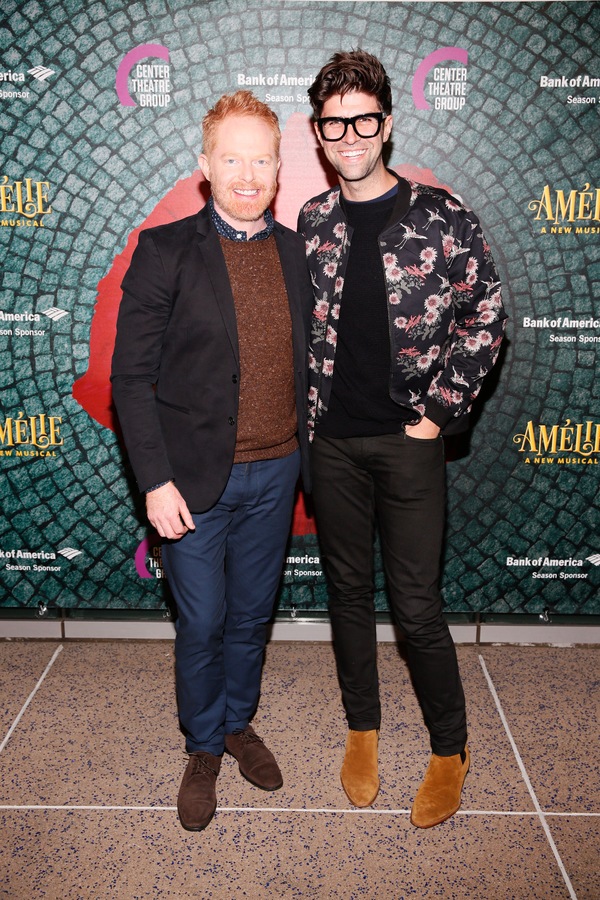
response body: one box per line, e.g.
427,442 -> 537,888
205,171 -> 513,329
308,49 -> 392,117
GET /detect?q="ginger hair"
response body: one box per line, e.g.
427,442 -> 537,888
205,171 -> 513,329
202,90 -> 281,155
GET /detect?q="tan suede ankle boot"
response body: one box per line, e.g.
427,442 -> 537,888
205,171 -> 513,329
410,746 -> 470,828
340,729 -> 380,807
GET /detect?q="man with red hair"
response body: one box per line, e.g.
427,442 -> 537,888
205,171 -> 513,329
112,91 -> 312,831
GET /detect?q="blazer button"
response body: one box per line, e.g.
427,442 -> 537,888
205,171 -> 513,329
228,417 -> 235,426
232,374 -> 238,383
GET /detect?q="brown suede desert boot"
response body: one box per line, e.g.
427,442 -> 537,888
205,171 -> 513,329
177,750 -> 221,831
340,729 -> 380,807
410,746 -> 470,828
225,725 -> 283,791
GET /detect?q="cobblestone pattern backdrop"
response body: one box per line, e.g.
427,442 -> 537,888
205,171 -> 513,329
0,1 -> 598,615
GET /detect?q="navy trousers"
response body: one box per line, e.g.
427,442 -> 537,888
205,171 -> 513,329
310,432 -> 466,756
162,451 -> 300,754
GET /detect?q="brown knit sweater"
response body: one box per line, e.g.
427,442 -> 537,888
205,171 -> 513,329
219,235 -> 298,464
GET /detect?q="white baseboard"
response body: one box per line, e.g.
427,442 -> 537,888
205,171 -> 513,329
0,618 -> 599,644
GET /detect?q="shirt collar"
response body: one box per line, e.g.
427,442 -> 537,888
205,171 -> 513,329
209,196 -> 274,242
344,183 -> 398,205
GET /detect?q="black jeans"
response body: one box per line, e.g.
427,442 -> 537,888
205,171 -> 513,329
311,432 -> 466,756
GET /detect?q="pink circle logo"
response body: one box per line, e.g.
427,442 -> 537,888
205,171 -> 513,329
115,43 -> 170,106
134,533 -> 162,579
412,47 -> 468,110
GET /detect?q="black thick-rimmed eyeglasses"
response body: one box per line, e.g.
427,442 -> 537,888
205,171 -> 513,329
316,112 -> 387,142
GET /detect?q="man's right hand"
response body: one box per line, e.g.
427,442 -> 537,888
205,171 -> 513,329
146,482 -> 195,540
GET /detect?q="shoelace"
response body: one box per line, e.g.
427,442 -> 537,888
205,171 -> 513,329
188,753 -> 219,776
234,729 -> 263,745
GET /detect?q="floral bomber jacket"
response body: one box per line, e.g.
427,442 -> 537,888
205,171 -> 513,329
297,175 -> 508,439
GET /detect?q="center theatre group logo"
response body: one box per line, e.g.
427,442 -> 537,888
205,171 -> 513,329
0,411 -> 64,458
135,533 -> 164,580
412,47 -> 469,111
528,183 -> 600,234
0,177 -> 52,227
115,43 -> 171,108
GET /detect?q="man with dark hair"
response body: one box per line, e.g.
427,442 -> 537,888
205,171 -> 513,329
112,91 -> 312,832
299,50 -> 507,827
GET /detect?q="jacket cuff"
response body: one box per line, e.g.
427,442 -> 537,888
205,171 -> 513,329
145,480 -> 173,494
424,398 -> 457,429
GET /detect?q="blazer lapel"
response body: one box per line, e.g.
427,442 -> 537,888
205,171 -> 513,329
196,210 -> 239,362
274,226 -> 306,356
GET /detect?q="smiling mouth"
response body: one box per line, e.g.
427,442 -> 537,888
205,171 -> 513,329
339,149 -> 367,159
233,188 -> 260,196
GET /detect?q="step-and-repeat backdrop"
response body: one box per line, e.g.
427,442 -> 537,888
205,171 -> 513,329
1,1 -> 598,617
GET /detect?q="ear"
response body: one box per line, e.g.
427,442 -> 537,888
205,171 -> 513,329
313,120 -> 324,149
383,114 -> 393,142
198,154 -> 210,181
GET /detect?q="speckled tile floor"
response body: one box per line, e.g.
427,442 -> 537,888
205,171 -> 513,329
1,640 -> 598,899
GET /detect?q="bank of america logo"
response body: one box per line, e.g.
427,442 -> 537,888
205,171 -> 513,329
58,547 -> 82,560
28,65 -> 55,82
42,307 -> 68,322
587,554 -> 600,567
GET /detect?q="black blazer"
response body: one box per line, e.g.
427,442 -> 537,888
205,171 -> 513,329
111,205 -> 313,512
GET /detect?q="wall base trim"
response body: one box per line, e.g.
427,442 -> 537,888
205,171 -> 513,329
1,618 -> 599,645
